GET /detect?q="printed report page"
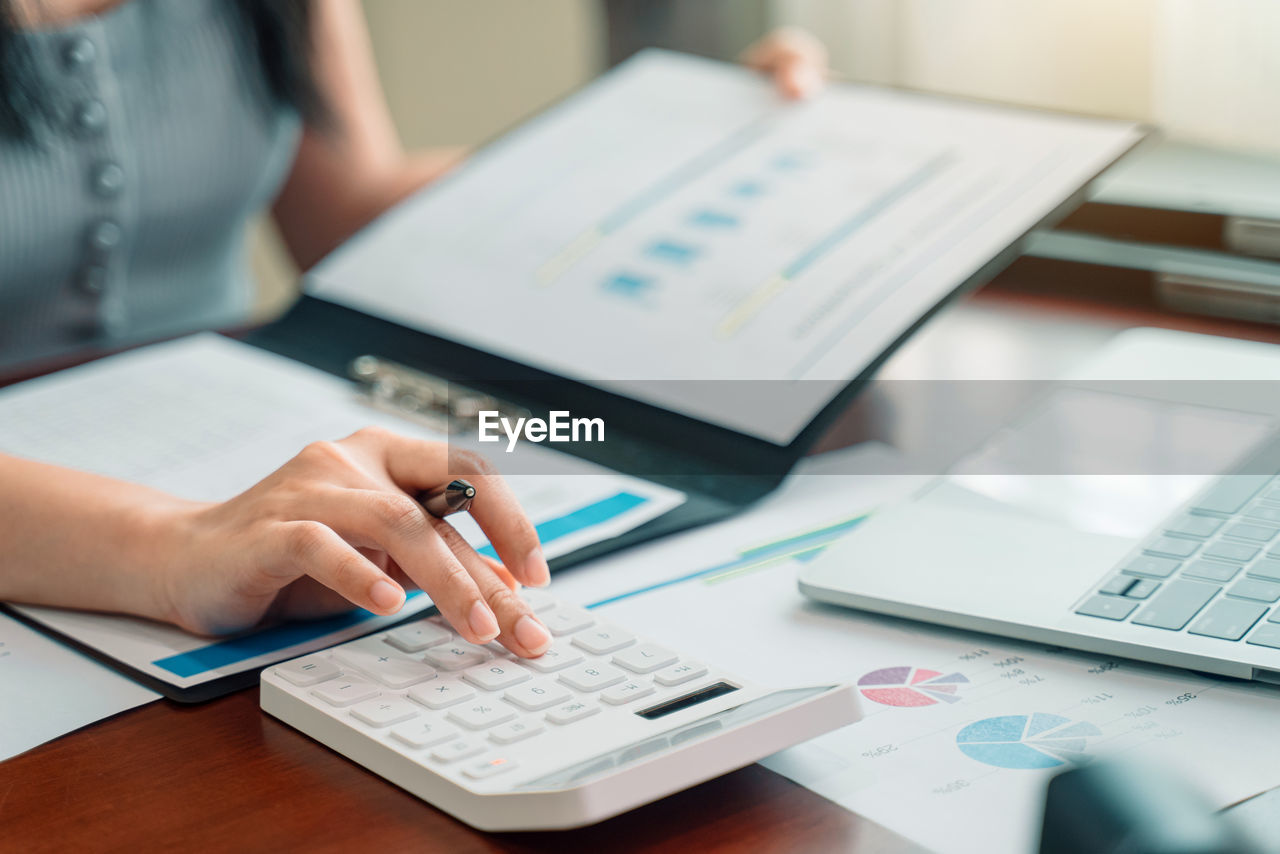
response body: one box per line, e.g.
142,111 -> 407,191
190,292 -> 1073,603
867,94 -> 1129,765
308,50 -> 1144,444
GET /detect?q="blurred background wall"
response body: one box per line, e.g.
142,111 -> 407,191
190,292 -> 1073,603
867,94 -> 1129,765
250,0 -> 1280,318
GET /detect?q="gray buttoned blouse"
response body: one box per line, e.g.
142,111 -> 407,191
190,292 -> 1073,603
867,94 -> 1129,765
0,0 -> 301,371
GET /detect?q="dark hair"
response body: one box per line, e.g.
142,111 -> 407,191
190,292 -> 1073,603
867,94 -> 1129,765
0,0 -> 325,139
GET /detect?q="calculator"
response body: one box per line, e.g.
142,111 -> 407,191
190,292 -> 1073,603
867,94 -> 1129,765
260,590 -> 860,831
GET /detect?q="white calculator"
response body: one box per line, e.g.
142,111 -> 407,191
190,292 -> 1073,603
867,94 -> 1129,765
261,590 -> 860,831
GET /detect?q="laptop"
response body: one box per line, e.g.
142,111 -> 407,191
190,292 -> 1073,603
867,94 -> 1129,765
799,328 -> 1280,682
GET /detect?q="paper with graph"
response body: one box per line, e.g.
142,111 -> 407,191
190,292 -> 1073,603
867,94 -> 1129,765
309,50 -> 1143,443
550,446 -> 1280,854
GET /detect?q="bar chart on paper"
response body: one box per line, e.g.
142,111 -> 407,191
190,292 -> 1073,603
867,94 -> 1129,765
310,50 -> 1144,442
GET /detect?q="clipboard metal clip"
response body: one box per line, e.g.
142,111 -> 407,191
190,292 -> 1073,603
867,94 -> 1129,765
349,355 -> 528,436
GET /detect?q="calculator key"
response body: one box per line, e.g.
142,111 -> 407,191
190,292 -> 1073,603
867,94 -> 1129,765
546,700 -> 600,725
544,607 -> 596,636
1143,536 -> 1199,559
559,663 -> 627,692
1191,476 -> 1269,514
1188,600 -> 1268,641
520,589 -> 557,613
1164,514 -> 1224,538
430,739 -> 486,763
424,643 -> 491,671
391,719 -> 460,748
350,697 -> 419,728
524,642 -> 585,673
1229,579 -> 1280,603
1124,579 -> 1161,600
274,654 -> 340,687
601,680 -> 655,705
463,756 -> 519,779
1121,556 -> 1181,579
447,701 -> 517,730
1074,595 -> 1137,621
613,643 -> 679,674
1131,580 -> 1220,630
504,680 -> 571,711
1246,622 -> 1280,649
1248,558 -> 1280,582
654,660 -> 709,687
462,661 -> 532,691
385,620 -> 452,653
489,719 -> 545,745
334,641 -> 438,689
1203,541 -> 1260,563
1222,522 -> 1279,543
571,624 -> 637,655
408,679 -> 477,710
1182,560 -> 1241,583
311,675 -> 380,707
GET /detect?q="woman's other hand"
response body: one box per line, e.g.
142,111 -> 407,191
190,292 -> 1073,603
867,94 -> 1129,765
741,27 -> 829,99
163,427 -> 553,658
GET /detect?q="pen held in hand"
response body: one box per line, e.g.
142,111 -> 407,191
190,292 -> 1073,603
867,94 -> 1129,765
419,479 -> 477,518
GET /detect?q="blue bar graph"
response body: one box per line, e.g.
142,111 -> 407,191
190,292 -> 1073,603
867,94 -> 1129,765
690,209 -> 740,229
603,272 -> 655,299
646,240 -> 701,265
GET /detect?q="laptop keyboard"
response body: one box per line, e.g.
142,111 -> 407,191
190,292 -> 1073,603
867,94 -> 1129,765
1076,475 -> 1280,648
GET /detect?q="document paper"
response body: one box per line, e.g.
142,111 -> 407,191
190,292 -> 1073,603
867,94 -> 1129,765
0,335 -> 682,690
309,50 -> 1144,444
0,611 -> 159,761
550,447 -> 1280,854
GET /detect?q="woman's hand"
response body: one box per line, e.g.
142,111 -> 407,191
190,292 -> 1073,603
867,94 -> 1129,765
742,27 -> 830,99
160,427 -> 554,658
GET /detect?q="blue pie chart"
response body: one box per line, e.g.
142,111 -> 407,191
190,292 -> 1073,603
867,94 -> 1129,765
956,713 -> 1101,770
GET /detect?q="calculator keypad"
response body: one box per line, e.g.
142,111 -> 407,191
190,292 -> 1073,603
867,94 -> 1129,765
272,593 -> 727,788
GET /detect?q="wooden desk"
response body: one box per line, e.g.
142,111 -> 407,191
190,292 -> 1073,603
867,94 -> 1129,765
4,283 -> 1280,853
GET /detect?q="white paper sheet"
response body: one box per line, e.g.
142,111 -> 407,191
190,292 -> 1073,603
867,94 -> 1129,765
0,334 -> 683,690
309,50 -> 1144,444
0,611 -> 158,761
549,446 -> 1280,854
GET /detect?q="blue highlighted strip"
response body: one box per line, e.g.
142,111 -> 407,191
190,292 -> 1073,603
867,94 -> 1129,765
586,514 -> 867,609
479,491 -> 648,559
153,491 -> 652,678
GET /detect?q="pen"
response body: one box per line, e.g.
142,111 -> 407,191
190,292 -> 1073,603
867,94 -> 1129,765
419,479 -> 477,518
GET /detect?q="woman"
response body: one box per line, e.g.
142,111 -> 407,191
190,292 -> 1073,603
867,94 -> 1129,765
0,0 -> 827,657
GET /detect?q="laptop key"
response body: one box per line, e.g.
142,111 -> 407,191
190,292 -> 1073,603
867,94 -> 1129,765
1247,558 -> 1280,583
1191,476 -> 1271,515
1124,579 -> 1160,600
1245,504 -> 1280,524
1247,623 -> 1280,650
1228,579 -> 1280,603
1098,576 -> 1136,596
1075,596 -> 1138,621
1188,600 -> 1267,641
1221,522 -> 1279,543
1131,580 -> 1220,631
1142,537 -> 1200,559
1182,560 -> 1241,583
1165,514 -> 1224,538
1203,541 -> 1260,563
1121,556 -> 1181,579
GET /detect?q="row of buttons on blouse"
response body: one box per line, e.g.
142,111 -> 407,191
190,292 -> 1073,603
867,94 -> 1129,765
63,34 -> 126,303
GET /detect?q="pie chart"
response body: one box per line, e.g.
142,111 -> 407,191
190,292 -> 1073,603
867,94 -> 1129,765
956,713 -> 1102,770
857,666 -> 970,707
